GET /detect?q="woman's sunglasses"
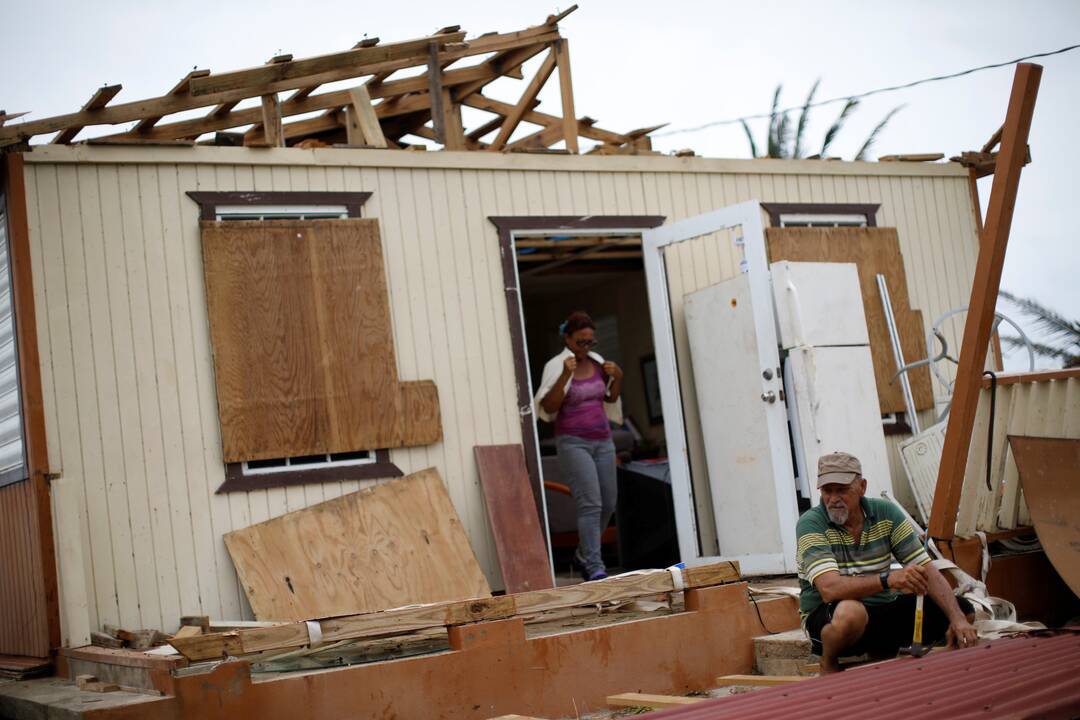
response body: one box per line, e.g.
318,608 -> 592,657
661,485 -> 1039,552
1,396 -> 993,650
574,338 -> 597,349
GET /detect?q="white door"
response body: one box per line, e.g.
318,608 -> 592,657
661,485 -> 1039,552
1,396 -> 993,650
642,201 -> 799,573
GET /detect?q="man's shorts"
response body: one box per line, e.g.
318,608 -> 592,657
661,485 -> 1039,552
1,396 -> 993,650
805,594 -> 975,656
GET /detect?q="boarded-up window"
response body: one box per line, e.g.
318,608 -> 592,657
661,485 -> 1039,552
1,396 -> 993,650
200,218 -> 440,464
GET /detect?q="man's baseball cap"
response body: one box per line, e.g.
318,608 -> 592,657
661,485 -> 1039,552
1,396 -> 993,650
817,451 -> 862,488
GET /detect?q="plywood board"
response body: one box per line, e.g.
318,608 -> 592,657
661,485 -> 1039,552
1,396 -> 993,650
766,227 -> 934,414
224,467 -> 491,620
200,218 -> 441,462
474,445 -> 553,593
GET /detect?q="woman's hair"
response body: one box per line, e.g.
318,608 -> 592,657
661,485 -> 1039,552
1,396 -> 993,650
560,310 -> 595,337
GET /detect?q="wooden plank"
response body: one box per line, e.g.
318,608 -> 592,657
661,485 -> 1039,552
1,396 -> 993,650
189,34 -> 464,97
428,43 -> 447,144
51,84 -> 122,144
442,90 -> 466,151
607,693 -> 705,709
765,227 -> 934,414
200,218 -> 440,462
223,468 -> 490,621
714,674 -> 808,687
346,86 -> 387,148
489,49 -> 557,151
132,69 -> 211,133
553,39 -> 578,153
400,381 -> 443,446
982,368 -> 1080,388
928,64 -> 1042,540
170,561 -> 741,660
259,94 -> 284,147
474,445 -> 552,593
461,95 -> 630,146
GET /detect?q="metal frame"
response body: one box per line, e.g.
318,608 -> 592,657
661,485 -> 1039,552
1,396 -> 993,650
642,200 -> 800,571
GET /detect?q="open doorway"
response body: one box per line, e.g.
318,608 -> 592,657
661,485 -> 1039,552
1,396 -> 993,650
491,216 -> 683,578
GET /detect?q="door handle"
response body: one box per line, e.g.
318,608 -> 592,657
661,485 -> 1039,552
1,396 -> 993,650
761,390 -> 777,403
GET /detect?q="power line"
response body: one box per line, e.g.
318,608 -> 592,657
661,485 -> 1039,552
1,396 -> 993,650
657,42 -> 1080,138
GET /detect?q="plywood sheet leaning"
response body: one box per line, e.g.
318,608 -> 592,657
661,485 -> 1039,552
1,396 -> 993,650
224,467 -> 491,620
766,227 -> 934,415
1008,436 -> 1080,597
200,218 -> 441,462
474,445 -> 553,593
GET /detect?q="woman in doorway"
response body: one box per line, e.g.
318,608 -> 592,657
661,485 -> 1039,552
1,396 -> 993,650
535,311 -> 624,581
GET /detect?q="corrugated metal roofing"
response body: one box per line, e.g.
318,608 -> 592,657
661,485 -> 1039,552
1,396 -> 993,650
651,632 -> 1080,720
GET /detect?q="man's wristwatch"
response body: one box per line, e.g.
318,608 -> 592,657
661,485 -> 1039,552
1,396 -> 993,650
879,570 -> 890,590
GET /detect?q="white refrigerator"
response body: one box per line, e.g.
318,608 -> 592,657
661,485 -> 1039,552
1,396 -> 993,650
770,261 -> 891,502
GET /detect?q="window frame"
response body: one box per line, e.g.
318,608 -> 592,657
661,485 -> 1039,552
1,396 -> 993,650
187,190 -> 403,494
760,202 -> 879,228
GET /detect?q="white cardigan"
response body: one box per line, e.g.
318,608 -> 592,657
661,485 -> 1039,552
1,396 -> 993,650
533,347 -> 623,425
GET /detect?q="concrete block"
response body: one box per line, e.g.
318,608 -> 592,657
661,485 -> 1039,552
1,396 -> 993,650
752,629 -> 811,661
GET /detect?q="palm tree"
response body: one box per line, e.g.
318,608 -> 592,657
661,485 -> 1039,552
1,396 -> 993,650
741,80 -> 903,161
998,290 -> 1080,368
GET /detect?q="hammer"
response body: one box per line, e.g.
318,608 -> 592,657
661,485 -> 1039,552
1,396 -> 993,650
899,592 -> 929,658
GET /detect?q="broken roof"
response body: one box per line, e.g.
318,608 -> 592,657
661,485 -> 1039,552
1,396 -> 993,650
0,6 -> 664,155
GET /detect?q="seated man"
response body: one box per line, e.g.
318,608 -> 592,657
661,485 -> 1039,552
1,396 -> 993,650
797,451 -> 978,672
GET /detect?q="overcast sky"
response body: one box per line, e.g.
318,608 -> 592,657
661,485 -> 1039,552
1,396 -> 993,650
3,0 -> 1076,369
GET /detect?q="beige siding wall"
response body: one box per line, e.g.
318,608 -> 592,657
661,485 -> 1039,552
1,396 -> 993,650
23,147 -> 979,642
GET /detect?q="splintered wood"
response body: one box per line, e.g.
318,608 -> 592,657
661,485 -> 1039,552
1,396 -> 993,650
766,227 -> 934,414
199,218 -> 440,462
224,468 -> 491,621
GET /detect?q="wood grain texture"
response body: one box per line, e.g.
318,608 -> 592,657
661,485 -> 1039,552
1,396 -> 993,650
474,445 -> 553,593
223,468 -> 490,620
200,218 -> 441,462
766,226 -> 934,414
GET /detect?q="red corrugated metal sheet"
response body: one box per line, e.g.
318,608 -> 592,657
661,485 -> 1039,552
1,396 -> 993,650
0,479 -> 51,657
651,632 -> 1080,720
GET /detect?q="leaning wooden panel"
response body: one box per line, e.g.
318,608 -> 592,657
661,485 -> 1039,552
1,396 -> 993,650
766,226 -> 934,414
224,467 -> 491,620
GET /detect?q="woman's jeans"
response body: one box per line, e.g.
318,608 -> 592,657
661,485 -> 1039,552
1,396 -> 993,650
555,434 -> 617,575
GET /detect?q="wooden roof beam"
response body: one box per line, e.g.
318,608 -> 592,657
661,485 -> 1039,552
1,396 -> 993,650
51,84 -> 122,144
488,48 -> 557,151
0,27 -> 558,146
132,69 -> 211,134
462,94 -> 631,145
0,111 -> 29,127
553,38 -> 577,153
188,32 -> 465,97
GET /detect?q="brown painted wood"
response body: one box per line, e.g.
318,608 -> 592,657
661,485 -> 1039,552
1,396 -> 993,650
217,449 -> 403,494
223,468 -> 491,621
929,64 -> 1042,540
0,154 -> 58,659
186,191 -> 371,221
474,445 -> 553,593
1008,436 -> 1080,598
765,226 -> 934,414
760,202 -> 880,227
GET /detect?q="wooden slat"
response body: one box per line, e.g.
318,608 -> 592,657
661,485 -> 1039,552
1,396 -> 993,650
427,42 -> 447,145
169,562 -> 741,660
489,49 -> 557,151
51,84 -> 122,144
0,111 -> 29,126
765,227 -> 935,414
714,675 -> 808,687
928,64 -> 1042,540
474,445 -> 552,593
224,468 -> 490,621
259,94 -> 284,147
462,94 -> 630,146
607,693 -> 705,709
200,219 -> 441,461
553,39 -> 578,153
982,368 -> 1080,388
131,69 -> 211,133
451,43 -> 551,102
345,86 -> 387,147
189,33 -> 464,97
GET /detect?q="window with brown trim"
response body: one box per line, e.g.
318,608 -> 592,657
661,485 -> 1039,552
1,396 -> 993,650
187,191 -> 407,493
761,202 -> 879,228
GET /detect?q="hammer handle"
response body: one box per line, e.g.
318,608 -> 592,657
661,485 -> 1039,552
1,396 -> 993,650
913,594 -> 925,646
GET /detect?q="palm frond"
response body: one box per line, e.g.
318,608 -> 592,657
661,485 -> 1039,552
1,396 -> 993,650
766,85 -> 783,158
999,290 -> 1080,347
775,111 -> 793,158
1000,335 -> 1079,365
854,105 -> 904,161
820,98 -> 858,157
741,119 -> 760,158
792,78 -> 820,159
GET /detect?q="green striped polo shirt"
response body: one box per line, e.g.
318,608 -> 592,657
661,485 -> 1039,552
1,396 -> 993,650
796,497 -> 930,620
